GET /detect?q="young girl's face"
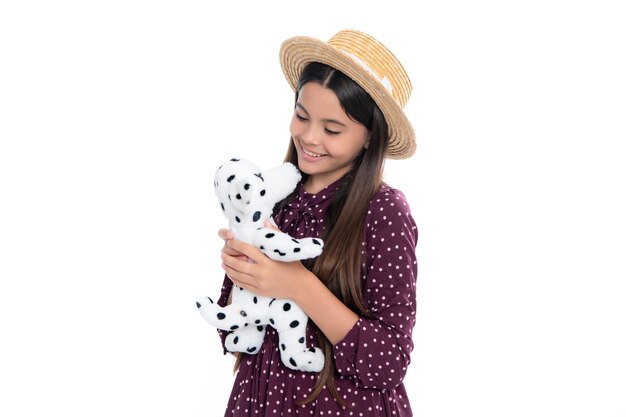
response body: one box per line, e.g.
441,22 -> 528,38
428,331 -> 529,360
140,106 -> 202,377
290,82 -> 369,193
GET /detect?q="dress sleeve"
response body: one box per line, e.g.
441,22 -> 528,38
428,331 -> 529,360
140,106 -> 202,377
332,187 -> 418,390
216,275 -> 234,355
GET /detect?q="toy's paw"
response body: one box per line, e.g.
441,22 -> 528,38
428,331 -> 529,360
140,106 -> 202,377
196,297 -> 248,331
195,296 -> 216,320
253,228 -> 324,262
296,237 -> 324,258
283,347 -> 325,373
225,325 -> 266,354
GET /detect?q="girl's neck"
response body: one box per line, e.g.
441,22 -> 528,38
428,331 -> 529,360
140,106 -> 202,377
303,177 -> 327,194
303,174 -> 340,194
303,171 -> 352,195
303,167 -> 353,194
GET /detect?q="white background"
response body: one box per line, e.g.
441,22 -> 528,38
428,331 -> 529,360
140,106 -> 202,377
1,1 -> 625,416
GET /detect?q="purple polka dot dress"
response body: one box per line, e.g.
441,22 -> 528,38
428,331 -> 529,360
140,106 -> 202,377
216,177 -> 418,416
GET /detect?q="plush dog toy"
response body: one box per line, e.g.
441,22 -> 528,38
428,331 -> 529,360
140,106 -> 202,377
196,158 -> 325,372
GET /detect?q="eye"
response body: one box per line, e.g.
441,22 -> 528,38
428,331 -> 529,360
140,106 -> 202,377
325,128 -> 340,135
295,112 -> 308,122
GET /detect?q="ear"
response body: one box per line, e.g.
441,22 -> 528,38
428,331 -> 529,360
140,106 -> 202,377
363,133 -> 371,150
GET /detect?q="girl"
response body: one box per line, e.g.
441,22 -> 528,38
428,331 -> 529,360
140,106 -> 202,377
216,29 -> 418,416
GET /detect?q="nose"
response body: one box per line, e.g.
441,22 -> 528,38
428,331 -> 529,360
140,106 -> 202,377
290,113 -> 323,147
297,124 -> 321,146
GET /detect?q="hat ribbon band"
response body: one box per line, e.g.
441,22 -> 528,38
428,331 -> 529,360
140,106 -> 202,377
341,51 -> 393,95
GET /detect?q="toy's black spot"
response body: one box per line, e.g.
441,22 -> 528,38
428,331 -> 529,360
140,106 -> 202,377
247,347 -> 257,353
255,319 -> 261,324
289,320 -> 299,328
236,193 -> 241,200
217,313 -> 226,320
244,183 -> 250,190
260,190 -> 266,196
294,248 -> 301,253
312,239 -> 321,245
230,158 -> 240,162
253,296 -> 258,304
283,303 -> 291,312
298,337 -> 305,343
291,239 -> 299,244
274,249 -> 286,256
233,336 -> 239,344
230,325 -> 239,330
196,302 -> 201,308
239,287 -> 244,291
265,233 -> 275,238
235,216 -> 240,223
227,175 -> 235,182
269,298 -> 276,306
281,343 -> 286,351
253,211 -> 261,221
221,203 -> 225,211
218,165 -> 223,170
254,173 -> 264,182
207,297 -> 213,303
260,245 -> 265,250
257,326 -> 264,332
308,347 -> 316,353
240,311 -> 247,317
269,318 -> 275,325
289,358 -> 297,367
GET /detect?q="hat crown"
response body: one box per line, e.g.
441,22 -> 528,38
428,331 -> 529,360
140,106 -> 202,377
327,30 -> 412,108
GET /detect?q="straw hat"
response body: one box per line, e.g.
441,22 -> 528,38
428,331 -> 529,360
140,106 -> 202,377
279,29 -> 416,159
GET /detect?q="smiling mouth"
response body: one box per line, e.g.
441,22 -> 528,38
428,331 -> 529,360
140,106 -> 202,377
301,147 -> 328,158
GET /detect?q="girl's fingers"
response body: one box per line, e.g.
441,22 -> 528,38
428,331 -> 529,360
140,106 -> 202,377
218,228 -> 234,241
222,244 -> 245,258
219,228 -> 248,259
263,219 -> 279,231
222,263 -> 255,291
222,252 -> 253,275
226,239 -> 263,263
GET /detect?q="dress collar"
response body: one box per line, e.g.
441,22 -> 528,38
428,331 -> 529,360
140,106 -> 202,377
285,174 -> 348,221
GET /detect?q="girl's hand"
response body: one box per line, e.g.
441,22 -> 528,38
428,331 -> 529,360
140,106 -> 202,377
220,220 -> 312,300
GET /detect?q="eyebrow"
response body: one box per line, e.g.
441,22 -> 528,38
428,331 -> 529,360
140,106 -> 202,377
295,103 -> 347,127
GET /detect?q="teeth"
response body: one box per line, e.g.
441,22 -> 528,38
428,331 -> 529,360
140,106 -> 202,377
303,148 -> 326,158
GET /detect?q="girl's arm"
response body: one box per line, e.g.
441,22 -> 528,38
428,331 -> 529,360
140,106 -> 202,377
331,188 -> 418,390
291,271 -> 359,345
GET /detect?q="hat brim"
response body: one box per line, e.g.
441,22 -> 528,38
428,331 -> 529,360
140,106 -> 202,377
280,36 -> 416,160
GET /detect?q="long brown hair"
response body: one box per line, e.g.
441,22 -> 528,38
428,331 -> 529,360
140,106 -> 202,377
287,62 -> 390,405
